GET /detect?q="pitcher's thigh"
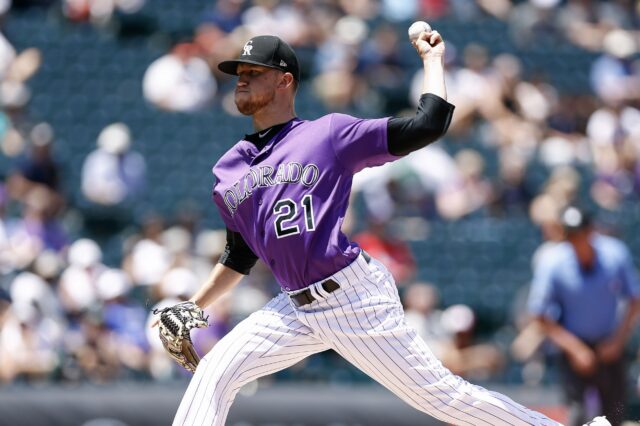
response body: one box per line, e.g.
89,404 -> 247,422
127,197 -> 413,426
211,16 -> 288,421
173,295 -> 328,426
321,294 -> 556,426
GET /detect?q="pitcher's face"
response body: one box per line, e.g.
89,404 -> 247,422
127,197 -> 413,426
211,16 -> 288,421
234,64 -> 282,115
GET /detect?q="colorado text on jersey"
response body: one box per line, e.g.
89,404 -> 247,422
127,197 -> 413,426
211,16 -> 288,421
220,162 -> 320,215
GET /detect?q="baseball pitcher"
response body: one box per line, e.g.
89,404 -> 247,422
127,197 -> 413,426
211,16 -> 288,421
155,28 -> 610,426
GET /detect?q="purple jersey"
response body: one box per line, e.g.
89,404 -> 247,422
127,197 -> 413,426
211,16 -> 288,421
212,114 -> 398,291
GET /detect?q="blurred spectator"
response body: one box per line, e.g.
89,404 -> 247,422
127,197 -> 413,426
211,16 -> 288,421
586,93 -> 640,209
0,44 -> 41,111
381,0 -> 417,22
193,22 -> 240,80
62,0 -> 146,26
192,228 -> 227,282
437,149 -> 493,220
62,310 -> 121,382
58,239 -> 106,314
452,44 -> 494,120
491,148 -> 534,216
312,15 -> 368,111
510,286 -> 548,387
122,214 -> 170,287
547,95 -> 590,135
351,144 -> 460,222
508,0 -> 561,48
1,271 -> 64,382
241,0 -> 309,43
352,218 -> 416,285
98,269 -> 148,376
586,102 -> 640,149
402,282 -> 446,352
589,143 -> 632,211
476,0 -> 511,20
158,267 -> 198,301
10,270 -> 62,322
160,226 -> 193,268
438,304 -> 505,380
7,186 -> 67,269
201,0 -> 244,34
6,123 -> 65,214
558,0 -> 635,52
358,23 -> 407,113
590,29 -> 640,105
0,40 -> 42,160
81,122 -> 146,206
543,166 -> 581,208
513,76 -> 556,127
15,123 -> 59,190
529,193 -> 564,269
538,134 -> 591,168
143,42 -> 217,112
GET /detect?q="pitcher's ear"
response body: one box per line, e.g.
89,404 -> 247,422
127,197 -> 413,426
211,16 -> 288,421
279,72 -> 295,89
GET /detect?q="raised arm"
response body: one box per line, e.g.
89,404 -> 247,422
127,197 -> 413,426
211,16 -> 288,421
387,28 -> 454,157
415,29 -> 447,100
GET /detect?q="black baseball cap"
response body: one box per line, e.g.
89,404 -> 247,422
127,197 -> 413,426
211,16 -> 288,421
218,35 -> 300,81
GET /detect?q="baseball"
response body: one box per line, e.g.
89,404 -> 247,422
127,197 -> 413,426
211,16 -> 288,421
408,21 -> 432,41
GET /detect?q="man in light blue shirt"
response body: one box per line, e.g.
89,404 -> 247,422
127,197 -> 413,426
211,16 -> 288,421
529,206 -> 640,426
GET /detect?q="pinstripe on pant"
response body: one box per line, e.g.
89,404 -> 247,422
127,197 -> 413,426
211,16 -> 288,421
173,254 -> 562,426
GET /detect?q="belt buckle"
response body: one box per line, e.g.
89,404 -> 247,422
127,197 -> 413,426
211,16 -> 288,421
289,278 -> 341,308
288,287 -> 314,307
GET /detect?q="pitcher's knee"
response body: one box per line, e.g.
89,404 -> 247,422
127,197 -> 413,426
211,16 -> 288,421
198,350 -> 248,400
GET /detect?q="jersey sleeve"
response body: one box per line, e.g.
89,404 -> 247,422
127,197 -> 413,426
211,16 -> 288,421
528,258 -> 561,321
212,177 -> 239,232
219,228 -> 259,275
387,94 -> 455,156
329,114 -> 399,174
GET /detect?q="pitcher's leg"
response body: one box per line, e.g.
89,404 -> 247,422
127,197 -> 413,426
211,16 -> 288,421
173,294 -> 328,426
313,258 -> 561,426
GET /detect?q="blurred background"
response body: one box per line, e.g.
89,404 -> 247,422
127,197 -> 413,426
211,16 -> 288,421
0,0 -> 639,425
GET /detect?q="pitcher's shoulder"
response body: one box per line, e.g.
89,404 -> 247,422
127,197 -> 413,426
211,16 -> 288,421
293,113 -> 365,136
213,142 -> 250,172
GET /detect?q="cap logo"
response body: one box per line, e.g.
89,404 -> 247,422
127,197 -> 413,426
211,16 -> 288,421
279,60 -> 287,67
242,40 -> 253,56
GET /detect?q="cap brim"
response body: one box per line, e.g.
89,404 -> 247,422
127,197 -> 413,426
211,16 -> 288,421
218,59 -> 285,76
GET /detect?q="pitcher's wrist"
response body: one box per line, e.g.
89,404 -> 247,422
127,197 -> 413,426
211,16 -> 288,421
423,55 -> 444,65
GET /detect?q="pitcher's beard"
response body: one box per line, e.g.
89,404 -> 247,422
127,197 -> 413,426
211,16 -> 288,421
235,90 -> 275,115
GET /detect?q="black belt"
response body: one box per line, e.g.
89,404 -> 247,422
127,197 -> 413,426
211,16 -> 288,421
290,250 -> 371,307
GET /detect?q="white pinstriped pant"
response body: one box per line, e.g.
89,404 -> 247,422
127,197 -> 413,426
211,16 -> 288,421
173,254 -> 561,426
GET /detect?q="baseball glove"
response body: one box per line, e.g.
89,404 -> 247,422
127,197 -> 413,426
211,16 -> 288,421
153,301 -> 209,373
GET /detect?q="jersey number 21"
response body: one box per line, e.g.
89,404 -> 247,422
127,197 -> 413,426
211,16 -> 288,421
273,195 -> 316,238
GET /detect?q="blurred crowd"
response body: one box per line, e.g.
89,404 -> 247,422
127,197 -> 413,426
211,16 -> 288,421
0,0 -> 639,392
